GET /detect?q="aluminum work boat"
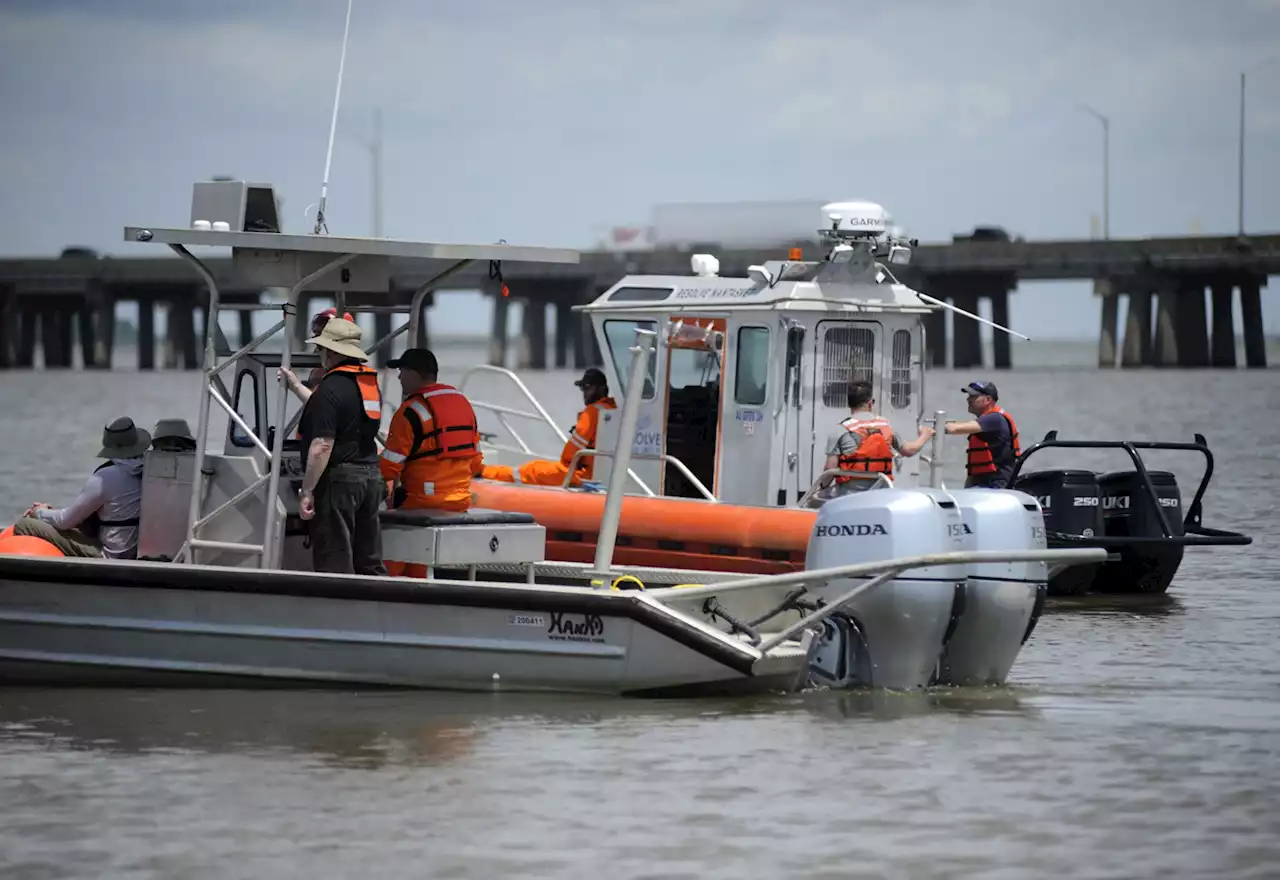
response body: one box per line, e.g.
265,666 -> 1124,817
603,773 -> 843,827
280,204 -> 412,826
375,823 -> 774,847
0,181 -> 1108,695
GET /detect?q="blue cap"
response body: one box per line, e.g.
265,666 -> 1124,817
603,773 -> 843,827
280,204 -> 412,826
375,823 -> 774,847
962,380 -> 998,400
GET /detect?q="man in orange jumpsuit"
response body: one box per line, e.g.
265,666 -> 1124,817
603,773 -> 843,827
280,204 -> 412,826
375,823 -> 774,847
480,367 -> 617,488
378,348 -> 483,577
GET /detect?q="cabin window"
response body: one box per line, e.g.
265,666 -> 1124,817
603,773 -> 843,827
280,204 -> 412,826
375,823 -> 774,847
734,327 -> 769,406
607,286 -> 674,303
669,347 -> 720,391
602,319 -> 657,399
890,329 -> 912,409
820,325 -> 876,407
784,326 -> 804,404
230,368 -> 259,447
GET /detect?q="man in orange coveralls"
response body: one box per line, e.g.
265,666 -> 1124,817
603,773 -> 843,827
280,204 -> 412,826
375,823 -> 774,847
480,367 -> 617,488
378,348 -> 483,577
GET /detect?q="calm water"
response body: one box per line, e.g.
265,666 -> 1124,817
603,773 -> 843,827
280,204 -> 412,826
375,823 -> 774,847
1,341 -> 1278,879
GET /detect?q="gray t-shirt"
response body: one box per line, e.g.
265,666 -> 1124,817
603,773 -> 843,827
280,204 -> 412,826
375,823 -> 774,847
825,412 -> 904,459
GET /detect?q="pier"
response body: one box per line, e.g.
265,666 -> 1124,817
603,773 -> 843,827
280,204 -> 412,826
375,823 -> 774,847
0,232 -> 1275,371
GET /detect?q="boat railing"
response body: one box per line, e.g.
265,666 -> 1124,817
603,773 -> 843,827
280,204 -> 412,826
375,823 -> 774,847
127,207 -> 578,570
1008,430 -> 1251,547
458,365 -> 568,457
796,469 -> 893,508
922,409 -> 947,488
638,546 -> 1111,651
562,449 -> 717,501
460,364 -> 658,496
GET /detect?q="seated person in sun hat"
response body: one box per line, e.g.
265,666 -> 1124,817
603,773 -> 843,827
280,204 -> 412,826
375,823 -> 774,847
14,417 -> 150,559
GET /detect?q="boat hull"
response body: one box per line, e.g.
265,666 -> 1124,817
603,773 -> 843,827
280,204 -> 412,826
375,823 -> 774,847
0,556 -> 806,697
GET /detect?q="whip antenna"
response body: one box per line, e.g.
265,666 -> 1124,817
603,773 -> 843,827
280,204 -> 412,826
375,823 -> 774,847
313,0 -> 355,235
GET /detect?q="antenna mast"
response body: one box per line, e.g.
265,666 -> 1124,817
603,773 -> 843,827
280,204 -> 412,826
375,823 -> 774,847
313,0 -> 356,235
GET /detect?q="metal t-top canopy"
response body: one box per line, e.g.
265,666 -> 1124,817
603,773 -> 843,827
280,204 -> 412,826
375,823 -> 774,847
121,181 -> 582,569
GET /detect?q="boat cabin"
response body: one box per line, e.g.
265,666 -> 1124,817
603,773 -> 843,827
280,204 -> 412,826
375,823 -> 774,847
576,202 -> 940,507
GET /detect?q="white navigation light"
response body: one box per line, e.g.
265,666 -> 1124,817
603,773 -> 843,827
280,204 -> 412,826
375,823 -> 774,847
691,253 -> 720,277
822,200 -> 890,237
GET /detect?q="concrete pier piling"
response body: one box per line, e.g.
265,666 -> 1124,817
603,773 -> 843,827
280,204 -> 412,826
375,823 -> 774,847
0,232 -> 1272,371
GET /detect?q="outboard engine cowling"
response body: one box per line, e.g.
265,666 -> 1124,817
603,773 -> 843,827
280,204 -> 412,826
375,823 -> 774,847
938,489 -> 1047,686
1012,469 -> 1104,595
804,489 -> 966,691
1096,470 -> 1184,593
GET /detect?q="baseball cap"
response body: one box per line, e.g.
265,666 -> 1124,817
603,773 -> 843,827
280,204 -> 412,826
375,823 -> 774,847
962,380 -> 998,400
574,367 -> 608,388
386,348 -> 439,375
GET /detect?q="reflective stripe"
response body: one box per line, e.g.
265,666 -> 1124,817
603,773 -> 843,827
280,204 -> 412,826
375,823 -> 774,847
380,448 -> 407,464
408,400 -> 431,422
364,400 -> 381,417
569,431 -> 588,448
422,388 -> 462,400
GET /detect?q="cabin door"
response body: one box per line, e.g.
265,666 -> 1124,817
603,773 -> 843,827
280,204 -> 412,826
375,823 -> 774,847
661,317 -> 725,499
807,319 -> 883,491
717,319 -> 774,506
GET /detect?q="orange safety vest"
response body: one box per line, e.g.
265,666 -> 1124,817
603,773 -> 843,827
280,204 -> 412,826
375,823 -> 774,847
835,416 -> 895,482
559,397 -> 617,480
965,406 -> 1020,477
324,363 -> 383,422
379,383 -> 481,510
296,363 -> 382,440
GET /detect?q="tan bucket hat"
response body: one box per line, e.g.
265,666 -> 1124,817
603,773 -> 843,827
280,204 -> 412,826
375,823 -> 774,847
305,317 -> 369,362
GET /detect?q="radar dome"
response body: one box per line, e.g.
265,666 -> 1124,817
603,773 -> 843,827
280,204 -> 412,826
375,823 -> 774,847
822,200 -> 890,236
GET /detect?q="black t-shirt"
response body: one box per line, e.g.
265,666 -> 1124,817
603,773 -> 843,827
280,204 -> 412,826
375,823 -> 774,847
298,362 -> 380,469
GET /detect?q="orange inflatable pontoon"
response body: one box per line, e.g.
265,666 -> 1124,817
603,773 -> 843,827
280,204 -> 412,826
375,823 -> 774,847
469,482 -> 816,575
0,532 -> 66,558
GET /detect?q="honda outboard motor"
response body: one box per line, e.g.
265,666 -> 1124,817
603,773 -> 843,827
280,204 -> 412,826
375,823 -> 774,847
938,489 -> 1048,686
1095,470 -> 1184,593
1012,469 -> 1104,595
804,489 -> 965,690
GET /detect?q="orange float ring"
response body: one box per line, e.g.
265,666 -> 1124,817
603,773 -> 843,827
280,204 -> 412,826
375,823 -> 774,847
0,525 -> 13,541
470,482 -> 816,575
0,534 -> 66,558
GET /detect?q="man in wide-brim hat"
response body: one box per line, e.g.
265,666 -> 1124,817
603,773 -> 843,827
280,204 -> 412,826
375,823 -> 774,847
14,417 -> 150,559
277,318 -> 388,576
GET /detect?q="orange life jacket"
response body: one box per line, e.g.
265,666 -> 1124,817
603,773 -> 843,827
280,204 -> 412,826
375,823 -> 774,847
379,383 -> 481,510
325,363 -> 383,422
835,416 -> 896,481
559,397 -> 618,480
296,362 -> 381,440
965,406 -> 1020,477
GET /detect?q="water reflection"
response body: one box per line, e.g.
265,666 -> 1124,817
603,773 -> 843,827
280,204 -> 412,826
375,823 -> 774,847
1044,592 -> 1184,617
797,686 -> 1035,723
0,690 -> 488,770
0,683 -> 1041,767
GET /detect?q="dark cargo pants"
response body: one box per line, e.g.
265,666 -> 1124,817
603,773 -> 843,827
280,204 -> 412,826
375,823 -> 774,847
309,463 -> 388,576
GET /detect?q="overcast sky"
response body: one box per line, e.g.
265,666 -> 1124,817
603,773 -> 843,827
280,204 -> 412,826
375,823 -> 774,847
1,0 -> 1278,339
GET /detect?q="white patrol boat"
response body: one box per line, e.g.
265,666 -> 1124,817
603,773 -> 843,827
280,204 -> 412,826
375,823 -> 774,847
467,200 -> 1252,598
0,182 -> 1111,694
